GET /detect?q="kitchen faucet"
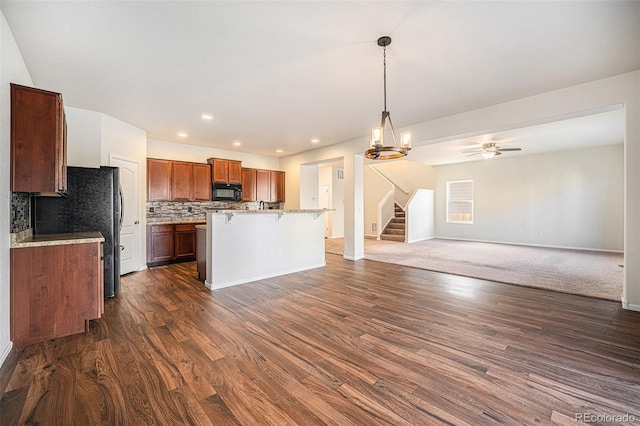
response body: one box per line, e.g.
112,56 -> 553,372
259,200 -> 264,210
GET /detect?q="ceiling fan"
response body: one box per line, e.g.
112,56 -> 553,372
462,142 -> 522,159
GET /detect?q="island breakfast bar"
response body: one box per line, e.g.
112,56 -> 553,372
204,209 -> 327,289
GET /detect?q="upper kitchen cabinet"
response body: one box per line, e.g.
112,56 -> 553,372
208,158 -> 242,184
147,158 -> 172,200
171,161 -> 193,201
11,84 -> 67,194
193,163 -> 212,201
241,168 -> 256,201
270,171 -> 285,202
147,159 -> 211,201
243,168 -> 285,202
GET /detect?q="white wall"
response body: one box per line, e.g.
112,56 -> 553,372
434,145 -> 624,251
369,160 -> 436,207
0,10 -> 33,365
147,139 -> 280,170
363,166 -> 392,237
280,71 -> 639,309
406,189 -> 435,243
65,106 -> 102,168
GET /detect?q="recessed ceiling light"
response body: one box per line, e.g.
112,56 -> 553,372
201,114 -> 213,120
233,141 -> 241,146
311,139 -> 320,144
276,149 -> 284,153
177,132 -> 188,138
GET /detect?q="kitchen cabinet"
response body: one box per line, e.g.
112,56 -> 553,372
171,161 -> 193,201
193,163 -> 212,201
241,168 -> 286,202
11,241 -> 104,347
241,168 -> 256,201
270,171 -> 285,202
208,158 -> 242,184
147,223 -> 203,266
147,159 -> 211,201
147,159 -> 172,200
11,83 -> 67,194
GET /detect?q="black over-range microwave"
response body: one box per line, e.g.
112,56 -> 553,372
212,183 -> 242,201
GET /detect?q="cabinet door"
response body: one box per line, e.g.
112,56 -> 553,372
171,161 -> 193,201
193,163 -> 212,201
147,159 -> 172,200
241,168 -> 257,201
11,84 -> 66,194
147,225 -> 174,263
174,224 -> 196,259
270,171 -> 285,202
11,242 -> 102,347
256,170 -> 271,201
211,159 -> 228,183
228,161 -> 242,184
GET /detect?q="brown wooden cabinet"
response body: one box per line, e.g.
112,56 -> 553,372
171,161 -> 193,201
256,169 -> 271,201
270,171 -> 285,202
11,241 -> 103,347
241,168 -> 285,202
174,224 -> 197,259
147,159 -> 211,201
147,159 -> 172,200
208,158 -> 242,184
193,163 -> 212,201
147,223 -> 203,266
241,168 -> 257,201
11,84 -> 67,194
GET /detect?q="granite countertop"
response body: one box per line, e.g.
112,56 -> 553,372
206,208 -> 330,214
11,230 -> 105,248
147,217 -> 206,225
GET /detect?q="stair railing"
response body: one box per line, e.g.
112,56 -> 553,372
369,165 -> 409,195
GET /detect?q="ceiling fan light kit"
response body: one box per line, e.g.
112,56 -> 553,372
464,142 -> 521,159
365,36 -> 411,160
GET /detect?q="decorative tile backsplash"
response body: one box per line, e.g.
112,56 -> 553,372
11,192 -> 31,232
146,200 -> 282,221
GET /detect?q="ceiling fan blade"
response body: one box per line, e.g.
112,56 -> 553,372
497,148 -> 521,152
466,152 -> 481,157
495,151 -> 503,156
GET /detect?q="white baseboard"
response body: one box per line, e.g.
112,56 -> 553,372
0,340 -> 13,368
621,297 -> 640,312
206,262 -> 326,290
435,236 -> 623,253
344,254 -> 364,261
406,236 -> 436,244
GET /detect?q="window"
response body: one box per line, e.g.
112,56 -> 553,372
446,180 -> 473,224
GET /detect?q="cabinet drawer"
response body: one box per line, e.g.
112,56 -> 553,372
175,224 -> 196,232
151,224 -> 174,233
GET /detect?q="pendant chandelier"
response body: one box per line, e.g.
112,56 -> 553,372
365,36 -> 411,160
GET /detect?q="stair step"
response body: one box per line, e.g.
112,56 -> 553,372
387,223 -> 404,229
383,228 -> 405,235
380,234 -> 404,242
390,218 -> 405,224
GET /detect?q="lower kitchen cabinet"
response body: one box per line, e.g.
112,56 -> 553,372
147,223 -> 203,266
11,241 -> 104,347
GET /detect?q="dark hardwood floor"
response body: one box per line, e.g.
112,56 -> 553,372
1,254 -> 640,425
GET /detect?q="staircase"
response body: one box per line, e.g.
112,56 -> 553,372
380,204 -> 405,242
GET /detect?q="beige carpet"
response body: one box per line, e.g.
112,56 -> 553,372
325,237 -> 623,301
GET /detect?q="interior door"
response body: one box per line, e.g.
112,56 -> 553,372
110,155 -> 140,275
319,184 -> 331,238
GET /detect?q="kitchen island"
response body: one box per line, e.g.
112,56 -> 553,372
204,209 -> 327,289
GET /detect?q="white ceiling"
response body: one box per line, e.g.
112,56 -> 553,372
1,1 -> 638,159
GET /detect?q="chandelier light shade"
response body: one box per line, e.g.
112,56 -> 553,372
365,36 -> 411,160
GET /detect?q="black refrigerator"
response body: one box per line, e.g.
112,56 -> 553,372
33,166 -> 122,297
